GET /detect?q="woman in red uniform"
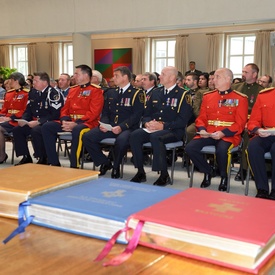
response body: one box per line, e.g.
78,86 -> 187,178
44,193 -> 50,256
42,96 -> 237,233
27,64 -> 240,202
0,72 -> 29,163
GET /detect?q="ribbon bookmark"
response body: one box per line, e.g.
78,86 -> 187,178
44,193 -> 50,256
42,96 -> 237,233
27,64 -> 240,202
2,201 -> 34,244
94,220 -> 145,266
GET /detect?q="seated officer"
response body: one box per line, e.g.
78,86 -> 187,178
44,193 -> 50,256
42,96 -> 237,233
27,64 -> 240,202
41,65 -> 104,168
129,66 -> 193,186
185,68 -> 248,191
13,72 -> 64,165
82,66 -> 145,178
247,87 -> 275,200
0,72 -> 29,164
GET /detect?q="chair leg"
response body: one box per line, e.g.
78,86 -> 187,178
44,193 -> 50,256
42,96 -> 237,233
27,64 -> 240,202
227,159 -> 231,193
245,168 -> 250,196
170,148 -> 176,184
11,141 -> 15,165
189,162 -> 194,187
81,146 -> 85,169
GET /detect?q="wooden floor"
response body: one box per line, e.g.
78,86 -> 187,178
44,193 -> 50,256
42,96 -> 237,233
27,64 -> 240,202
1,217 -> 275,275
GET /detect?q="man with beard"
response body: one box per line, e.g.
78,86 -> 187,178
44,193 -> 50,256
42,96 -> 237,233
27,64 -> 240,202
232,63 -> 264,181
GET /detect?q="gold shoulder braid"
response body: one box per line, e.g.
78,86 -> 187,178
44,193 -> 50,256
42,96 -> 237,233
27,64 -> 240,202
259,87 -> 274,94
233,90 -> 248,97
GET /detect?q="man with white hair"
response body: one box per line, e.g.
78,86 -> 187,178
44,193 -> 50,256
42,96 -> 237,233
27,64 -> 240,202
130,66 -> 193,186
91,70 -> 103,86
185,68 -> 248,191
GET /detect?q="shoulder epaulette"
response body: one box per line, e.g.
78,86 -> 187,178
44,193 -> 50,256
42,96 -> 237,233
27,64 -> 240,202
233,90 -> 248,98
91,83 -> 101,89
6,89 -> 14,93
23,88 -> 30,92
70,84 -> 78,88
203,90 -> 216,95
259,87 -> 274,94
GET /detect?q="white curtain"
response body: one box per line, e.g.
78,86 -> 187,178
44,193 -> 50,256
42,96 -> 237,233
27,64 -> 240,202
254,31 -> 273,77
175,35 -> 189,75
28,43 -> 37,74
206,34 -> 222,72
49,42 -> 60,78
133,38 -> 145,74
0,45 -> 10,68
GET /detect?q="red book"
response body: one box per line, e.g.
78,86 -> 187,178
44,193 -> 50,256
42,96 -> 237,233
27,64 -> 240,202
126,188 -> 275,274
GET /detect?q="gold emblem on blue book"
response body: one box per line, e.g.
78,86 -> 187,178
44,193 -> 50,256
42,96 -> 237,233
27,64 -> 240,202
102,189 -> 125,198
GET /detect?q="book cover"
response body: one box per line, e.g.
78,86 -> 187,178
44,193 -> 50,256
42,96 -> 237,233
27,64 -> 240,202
126,188 -> 275,273
0,164 -> 98,219
9,178 -> 180,244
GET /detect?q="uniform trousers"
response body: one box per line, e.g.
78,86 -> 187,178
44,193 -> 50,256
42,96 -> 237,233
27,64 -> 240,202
41,121 -> 88,168
185,138 -> 232,177
247,136 -> 275,192
82,127 -> 132,170
0,122 -> 14,134
129,129 -> 179,172
13,125 -> 45,159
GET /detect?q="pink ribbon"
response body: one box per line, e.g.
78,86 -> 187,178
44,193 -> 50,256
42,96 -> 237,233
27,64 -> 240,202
94,220 -> 145,266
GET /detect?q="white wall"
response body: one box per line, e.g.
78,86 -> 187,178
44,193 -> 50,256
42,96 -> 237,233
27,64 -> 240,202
1,0 -> 275,77
1,0 -> 275,38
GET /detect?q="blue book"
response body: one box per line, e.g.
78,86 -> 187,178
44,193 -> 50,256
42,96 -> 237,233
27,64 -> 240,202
3,178 -> 180,244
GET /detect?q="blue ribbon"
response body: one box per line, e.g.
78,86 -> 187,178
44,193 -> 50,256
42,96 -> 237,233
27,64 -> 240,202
2,201 -> 34,244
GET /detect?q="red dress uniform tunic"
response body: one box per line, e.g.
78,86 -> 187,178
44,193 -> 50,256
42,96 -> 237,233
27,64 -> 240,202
247,87 -> 275,133
195,89 -> 248,146
60,83 -> 104,128
0,88 -> 29,126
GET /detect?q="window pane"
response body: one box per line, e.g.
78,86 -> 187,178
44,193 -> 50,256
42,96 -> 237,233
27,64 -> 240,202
68,45 -> 73,59
244,55 -> 254,65
229,56 -> 243,73
13,45 -> 28,76
68,61 -> 74,75
167,58 -> 175,67
226,34 -> 255,77
18,48 -> 26,60
152,38 -> 175,73
156,59 -> 166,73
168,41 -> 175,56
244,36 -> 255,54
230,37 -> 243,55
156,41 -> 167,57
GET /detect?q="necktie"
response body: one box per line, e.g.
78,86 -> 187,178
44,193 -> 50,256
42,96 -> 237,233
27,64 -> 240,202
165,89 -> 168,95
120,88 -> 123,94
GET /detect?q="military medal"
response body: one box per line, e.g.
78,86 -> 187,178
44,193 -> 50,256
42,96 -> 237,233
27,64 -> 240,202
250,95 -> 254,103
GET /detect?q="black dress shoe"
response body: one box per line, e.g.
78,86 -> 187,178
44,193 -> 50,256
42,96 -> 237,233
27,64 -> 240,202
111,168 -> 120,179
256,189 -> 269,199
51,162 -> 61,167
269,189 -> 275,200
99,160 -> 113,176
15,155 -> 33,166
200,173 -> 212,188
130,172 -> 146,183
234,169 -> 247,182
153,174 -> 171,187
218,177 -> 228,192
36,157 -> 48,165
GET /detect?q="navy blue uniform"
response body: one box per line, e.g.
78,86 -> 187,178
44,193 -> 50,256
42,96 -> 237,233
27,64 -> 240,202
130,85 -> 193,172
83,85 -> 145,170
13,87 -> 64,159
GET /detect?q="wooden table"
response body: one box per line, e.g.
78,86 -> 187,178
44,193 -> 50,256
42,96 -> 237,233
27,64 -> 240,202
0,218 -> 274,275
